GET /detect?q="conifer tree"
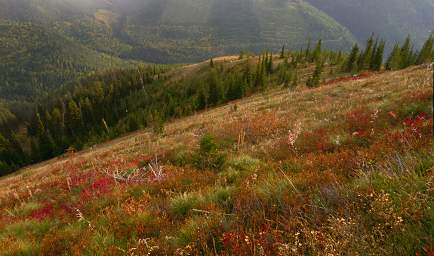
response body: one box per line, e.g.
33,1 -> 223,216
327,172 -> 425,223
210,58 -> 214,68
65,100 -> 82,136
416,34 -> 434,65
361,34 -> 375,70
307,60 -> 323,87
386,43 -> 402,70
372,40 -> 385,71
312,39 -> 322,62
266,53 -> 273,74
345,44 -> 360,73
400,35 -> 413,69
208,71 -> 223,105
280,45 -> 285,59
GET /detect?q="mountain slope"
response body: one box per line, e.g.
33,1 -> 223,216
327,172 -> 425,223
0,0 -> 356,63
0,20 -> 135,100
1,0 -> 432,63
118,0 -> 356,62
0,65 -> 431,254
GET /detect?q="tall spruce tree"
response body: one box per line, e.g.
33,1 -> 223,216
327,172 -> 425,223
386,43 -> 402,70
372,40 -> 385,71
307,60 -> 323,87
345,44 -> 360,73
312,39 -> 322,62
400,35 -> 413,69
416,34 -> 434,65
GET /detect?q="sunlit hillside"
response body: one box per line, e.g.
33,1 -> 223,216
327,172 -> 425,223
0,61 -> 432,255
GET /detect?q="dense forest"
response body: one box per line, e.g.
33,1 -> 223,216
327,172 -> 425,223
0,20 -> 136,101
0,34 -> 433,175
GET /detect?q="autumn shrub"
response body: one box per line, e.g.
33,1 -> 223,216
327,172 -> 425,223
0,220 -> 54,241
192,134 -> 226,171
0,238 -> 35,256
218,155 -> 261,185
174,215 -> 228,253
39,226 -> 80,256
7,201 -> 41,217
297,128 -> 337,153
204,186 -> 234,212
254,172 -> 297,209
169,192 -> 204,219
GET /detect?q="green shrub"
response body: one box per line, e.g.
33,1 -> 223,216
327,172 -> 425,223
206,186 -> 234,211
219,155 -> 262,185
6,201 -> 41,217
0,220 -> 53,241
192,134 -> 226,171
169,192 -> 203,218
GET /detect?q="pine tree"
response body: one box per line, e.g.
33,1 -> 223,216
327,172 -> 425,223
307,60 -> 323,87
65,100 -> 82,136
34,113 -> 45,137
400,35 -> 413,69
386,43 -> 402,70
416,34 -> 434,65
312,39 -> 322,62
280,45 -> 285,59
345,44 -> 360,73
372,40 -> 385,71
361,34 -> 375,70
208,71 -> 223,105
266,53 -> 273,74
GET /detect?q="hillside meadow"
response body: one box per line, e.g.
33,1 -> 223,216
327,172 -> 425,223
0,64 -> 433,255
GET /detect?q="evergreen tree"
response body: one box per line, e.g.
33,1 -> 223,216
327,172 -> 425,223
307,60 -> 323,87
386,43 -> 402,70
361,34 -> 375,70
345,44 -> 360,73
208,71 -> 223,105
266,53 -> 273,74
416,34 -> 434,64
371,40 -> 385,71
312,39 -> 322,62
210,58 -> 214,68
280,45 -> 285,59
65,100 -> 82,136
400,35 -> 413,68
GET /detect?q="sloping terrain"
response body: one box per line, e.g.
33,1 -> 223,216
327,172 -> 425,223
121,0 -> 355,62
0,64 -> 432,254
2,0 -> 433,64
0,20 -> 135,100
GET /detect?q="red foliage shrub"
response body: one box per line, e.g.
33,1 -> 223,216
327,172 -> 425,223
79,176 -> 115,201
324,72 -> 371,86
222,225 -> 284,256
297,128 -> 335,153
30,203 -> 53,221
346,108 -> 373,135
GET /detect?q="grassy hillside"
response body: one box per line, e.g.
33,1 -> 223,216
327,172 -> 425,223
0,64 -> 432,255
0,20 -> 135,100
